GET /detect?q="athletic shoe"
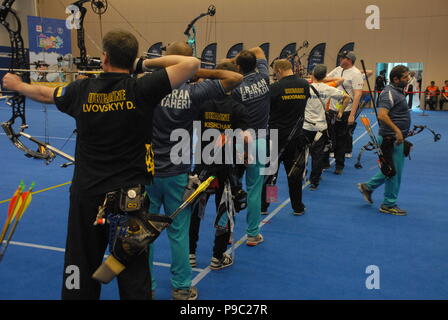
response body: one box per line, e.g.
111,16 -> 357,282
309,184 -> 318,191
293,207 -> 306,216
357,183 -> 373,204
345,153 -> 352,158
189,254 -> 197,268
209,253 -> 233,270
246,233 -> 264,246
172,286 -> 198,300
334,167 -> 343,175
379,205 -> 407,216
330,152 -> 335,158
261,211 -> 269,215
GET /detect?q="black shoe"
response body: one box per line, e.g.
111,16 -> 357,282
309,184 -> 318,191
321,163 -> 331,170
334,167 -> 343,175
293,207 -> 306,216
357,183 -> 373,204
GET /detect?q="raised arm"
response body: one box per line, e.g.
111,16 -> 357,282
141,55 -> 200,89
195,68 -> 243,91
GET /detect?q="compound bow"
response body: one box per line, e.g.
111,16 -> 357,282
68,0 -> 107,70
0,0 -> 74,164
184,5 -> 216,58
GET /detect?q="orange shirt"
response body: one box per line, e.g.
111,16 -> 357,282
426,86 -> 439,96
441,86 -> 448,98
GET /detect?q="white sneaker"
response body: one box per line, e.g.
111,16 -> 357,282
189,254 -> 197,267
246,233 -> 264,246
345,153 -> 352,158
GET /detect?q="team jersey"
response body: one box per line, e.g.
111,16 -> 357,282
268,74 -> 310,140
232,59 -> 270,134
53,70 -> 171,194
152,79 -> 225,177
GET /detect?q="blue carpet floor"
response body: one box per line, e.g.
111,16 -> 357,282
0,101 -> 447,300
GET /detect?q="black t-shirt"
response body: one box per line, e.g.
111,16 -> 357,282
269,74 -> 310,140
194,95 -> 249,172
53,70 -> 171,194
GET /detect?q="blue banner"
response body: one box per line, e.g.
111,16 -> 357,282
226,43 -> 243,59
279,42 -> 296,66
259,42 -> 270,63
336,42 -> 355,67
147,42 -> 163,58
307,43 -> 326,73
27,16 -> 71,83
201,43 -> 217,69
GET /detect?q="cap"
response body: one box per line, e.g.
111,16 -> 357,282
313,64 -> 327,80
340,51 -> 356,63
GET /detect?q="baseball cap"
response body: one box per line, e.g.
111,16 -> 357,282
340,51 -> 356,63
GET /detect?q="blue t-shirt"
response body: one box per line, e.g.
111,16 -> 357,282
378,84 -> 411,137
152,79 -> 225,177
232,59 -> 270,133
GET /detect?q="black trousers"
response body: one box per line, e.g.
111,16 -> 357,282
407,85 -> 414,108
302,129 -> 328,186
426,96 -> 437,110
62,188 -> 151,300
189,168 -> 232,260
440,96 -> 447,110
261,136 -> 305,213
324,111 -> 351,169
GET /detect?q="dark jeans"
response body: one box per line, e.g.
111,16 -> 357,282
62,189 -> 151,300
261,136 -> 305,213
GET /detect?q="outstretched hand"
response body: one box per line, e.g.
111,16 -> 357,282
2,73 -> 23,91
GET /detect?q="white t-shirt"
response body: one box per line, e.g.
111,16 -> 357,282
327,66 -> 364,112
304,82 -> 344,132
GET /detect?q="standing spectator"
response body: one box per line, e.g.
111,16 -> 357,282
425,81 -> 439,110
375,70 -> 387,103
406,71 -> 417,109
439,80 -> 448,110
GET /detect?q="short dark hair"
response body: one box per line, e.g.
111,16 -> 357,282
313,64 -> 327,80
236,50 -> 256,74
389,65 -> 409,83
216,61 -> 238,72
102,29 -> 138,70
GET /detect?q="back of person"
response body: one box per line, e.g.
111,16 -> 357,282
269,74 -> 309,139
151,80 -> 224,176
305,82 -> 343,131
56,71 -> 170,194
232,59 -> 270,131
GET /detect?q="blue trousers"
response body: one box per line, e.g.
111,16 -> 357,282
146,173 -> 192,290
365,136 -> 405,207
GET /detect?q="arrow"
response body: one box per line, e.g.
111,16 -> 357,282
0,182 -> 35,262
